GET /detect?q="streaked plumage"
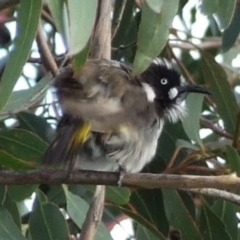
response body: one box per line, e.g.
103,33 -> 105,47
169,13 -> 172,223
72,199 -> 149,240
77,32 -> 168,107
43,58 -> 209,173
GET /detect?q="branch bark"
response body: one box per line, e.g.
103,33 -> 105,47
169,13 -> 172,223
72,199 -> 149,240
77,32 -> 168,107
1,170 -> 239,190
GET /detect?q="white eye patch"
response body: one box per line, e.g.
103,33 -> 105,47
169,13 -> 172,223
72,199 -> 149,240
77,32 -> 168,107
142,83 -> 156,102
168,87 -> 178,100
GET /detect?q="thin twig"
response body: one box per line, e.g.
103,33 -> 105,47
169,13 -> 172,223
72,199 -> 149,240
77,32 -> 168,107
200,117 -> 232,139
111,0 -> 127,39
36,21 -> 59,76
169,39 -> 222,50
181,188 -> 240,205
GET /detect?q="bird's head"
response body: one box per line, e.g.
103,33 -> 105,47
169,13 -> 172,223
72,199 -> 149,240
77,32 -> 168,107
140,58 -> 210,122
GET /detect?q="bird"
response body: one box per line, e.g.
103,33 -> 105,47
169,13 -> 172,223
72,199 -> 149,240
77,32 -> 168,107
42,58 -> 210,173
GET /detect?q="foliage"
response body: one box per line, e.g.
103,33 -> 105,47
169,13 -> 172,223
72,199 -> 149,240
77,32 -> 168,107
0,0 -> 239,239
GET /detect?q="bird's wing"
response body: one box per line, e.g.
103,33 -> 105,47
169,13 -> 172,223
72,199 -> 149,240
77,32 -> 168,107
54,59 -> 149,132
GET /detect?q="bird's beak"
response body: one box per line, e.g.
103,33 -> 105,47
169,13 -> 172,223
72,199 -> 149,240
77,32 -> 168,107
178,85 -> 211,96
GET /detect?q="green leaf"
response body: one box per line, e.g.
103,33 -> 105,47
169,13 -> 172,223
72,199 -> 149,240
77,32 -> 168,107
63,185 -> 113,240
222,5 -> 240,52
198,0 -> 218,15
198,0 -> 236,30
133,0 -> 178,75
3,193 -> 21,228
136,223 -> 163,240
0,185 -> 7,204
120,206 -> 166,239
145,0 -> 163,13
0,0 -> 42,112
130,189 -> 169,236
0,206 -> 26,240
162,189 -> 203,240
0,150 -> 35,169
0,129 -> 48,163
211,200 -> 238,240
225,145 -> 240,176
66,0 -> 97,56
29,191 -> 69,240
176,139 -> 200,151
105,186 -> 131,205
2,75 -> 50,116
17,112 -> 54,143
199,203 -> 231,240
46,0 -> 65,35
213,0 -> 236,30
8,185 -> 38,202
156,122 -> 189,162
201,51 -> 238,134
182,94 -> 204,147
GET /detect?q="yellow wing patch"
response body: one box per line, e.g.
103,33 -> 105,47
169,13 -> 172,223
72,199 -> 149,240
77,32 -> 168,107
69,122 -> 91,149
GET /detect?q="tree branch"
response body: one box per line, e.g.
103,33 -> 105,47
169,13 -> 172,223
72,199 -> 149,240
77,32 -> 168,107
182,188 -> 240,205
1,170 -> 240,191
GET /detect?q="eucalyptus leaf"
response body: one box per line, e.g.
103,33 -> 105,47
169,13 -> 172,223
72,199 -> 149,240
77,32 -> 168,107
133,0 -> 178,75
199,203 -> 231,240
0,206 -> 26,240
0,0 -> 42,112
201,51 -> 238,134
66,0 -> 97,56
29,191 -> 69,240
162,189 -> 203,240
222,5 -> 240,52
182,94 -> 204,147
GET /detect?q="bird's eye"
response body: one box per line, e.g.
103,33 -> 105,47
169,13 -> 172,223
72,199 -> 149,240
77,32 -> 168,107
160,78 -> 168,85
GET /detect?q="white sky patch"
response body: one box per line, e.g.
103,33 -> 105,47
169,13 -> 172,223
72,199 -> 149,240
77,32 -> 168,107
169,87 -> 178,100
142,83 -> 156,102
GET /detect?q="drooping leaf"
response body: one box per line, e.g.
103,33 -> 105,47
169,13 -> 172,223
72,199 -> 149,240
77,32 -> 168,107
145,0 -> 163,13
66,0 -> 97,56
29,190 -> 69,240
213,0 -> 236,30
162,189 -> 203,240
2,75 -> 50,116
0,0 -> 42,112
201,51 -> 238,134
46,0 -> 65,36
8,184 -> 38,202
17,111 -> 54,143
225,145 -> 240,176
222,5 -> 240,52
0,129 -> 48,163
130,189 -> 169,237
0,150 -> 36,169
105,186 -> 131,205
133,0 -> 178,75
182,94 -> 204,147
211,200 -> 238,240
135,223 -> 164,240
198,0 -> 236,30
0,206 -> 26,240
3,193 -> 21,228
199,202 -> 231,240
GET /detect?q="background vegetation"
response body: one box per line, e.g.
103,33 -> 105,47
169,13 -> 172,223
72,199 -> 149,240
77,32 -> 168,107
0,0 -> 239,239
